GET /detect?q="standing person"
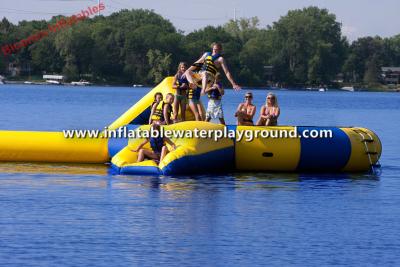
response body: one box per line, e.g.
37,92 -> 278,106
256,93 -> 280,126
149,93 -> 174,125
172,62 -> 189,122
132,123 -> 176,163
185,42 -> 241,94
204,73 -> 225,125
235,92 -> 256,126
187,84 -> 204,121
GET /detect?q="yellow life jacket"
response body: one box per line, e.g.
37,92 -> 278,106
187,86 -> 200,100
151,101 -> 173,121
201,52 -> 221,76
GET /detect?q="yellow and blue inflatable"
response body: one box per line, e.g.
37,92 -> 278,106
108,123 -> 381,175
0,77 -> 382,174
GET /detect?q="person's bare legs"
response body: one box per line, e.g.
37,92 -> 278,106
237,112 -> 253,126
172,97 -> 179,121
137,148 -> 160,162
137,149 -> 145,162
185,70 -> 196,86
180,99 -> 186,121
186,71 -> 202,91
197,103 -> 205,121
189,101 -> 201,121
201,72 -> 208,95
160,146 -> 169,162
256,117 -> 266,126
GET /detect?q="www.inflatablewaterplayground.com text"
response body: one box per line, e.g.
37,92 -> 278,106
63,127 -> 333,142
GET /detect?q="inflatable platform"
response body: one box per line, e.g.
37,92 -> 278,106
0,77 -> 382,175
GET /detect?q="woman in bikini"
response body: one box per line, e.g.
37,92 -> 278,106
256,92 -> 280,126
235,92 -> 256,126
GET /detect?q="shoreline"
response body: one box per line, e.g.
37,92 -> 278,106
2,80 -> 399,92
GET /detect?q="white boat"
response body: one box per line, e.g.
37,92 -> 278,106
133,84 -> 144,87
46,80 -> 61,85
341,86 -> 355,92
319,88 -> 327,92
0,75 -> 4,84
24,81 -> 33,84
71,79 -> 92,86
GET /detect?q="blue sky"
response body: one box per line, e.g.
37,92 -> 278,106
1,0 -> 399,40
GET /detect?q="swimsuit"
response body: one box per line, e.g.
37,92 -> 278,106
176,73 -> 188,103
188,86 -> 201,104
150,136 -> 164,155
264,106 -> 278,126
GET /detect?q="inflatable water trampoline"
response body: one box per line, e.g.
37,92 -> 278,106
0,77 -> 382,175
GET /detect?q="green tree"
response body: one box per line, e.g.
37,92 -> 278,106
384,35 -> 400,66
363,56 -> 380,86
238,31 -> 272,85
269,6 -> 346,85
342,37 -> 385,83
147,49 -> 172,84
224,17 -> 260,45
30,38 -> 63,73
54,23 -> 95,80
3,7 -> 400,87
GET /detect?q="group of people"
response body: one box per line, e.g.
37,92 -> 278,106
235,91 -> 280,126
135,42 -> 280,163
148,42 -> 236,126
148,42 -> 280,127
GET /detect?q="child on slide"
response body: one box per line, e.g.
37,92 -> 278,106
149,93 -> 174,125
132,123 -> 176,163
148,92 -> 163,124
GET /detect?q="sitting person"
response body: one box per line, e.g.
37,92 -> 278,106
153,92 -> 163,105
149,93 -> 174,125
235,92 -> 256,126
148,92 -> 163,124
132,123 -> 176,163
256,92 -> 280,126
172,62 -> 188,122
204,73 -> 225,125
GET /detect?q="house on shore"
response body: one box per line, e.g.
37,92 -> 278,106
381,67 -> 400,84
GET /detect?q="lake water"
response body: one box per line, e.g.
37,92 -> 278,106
0,84 -> 399,266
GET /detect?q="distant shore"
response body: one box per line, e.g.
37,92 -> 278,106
2,79 -> 399,92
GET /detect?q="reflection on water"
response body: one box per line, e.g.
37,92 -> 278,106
0,161 -> 381,193
0,162 -> 108,176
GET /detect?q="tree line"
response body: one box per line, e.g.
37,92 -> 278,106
0,6 -> 399,87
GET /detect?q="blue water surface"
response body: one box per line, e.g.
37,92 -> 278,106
0,84 -> 399,266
